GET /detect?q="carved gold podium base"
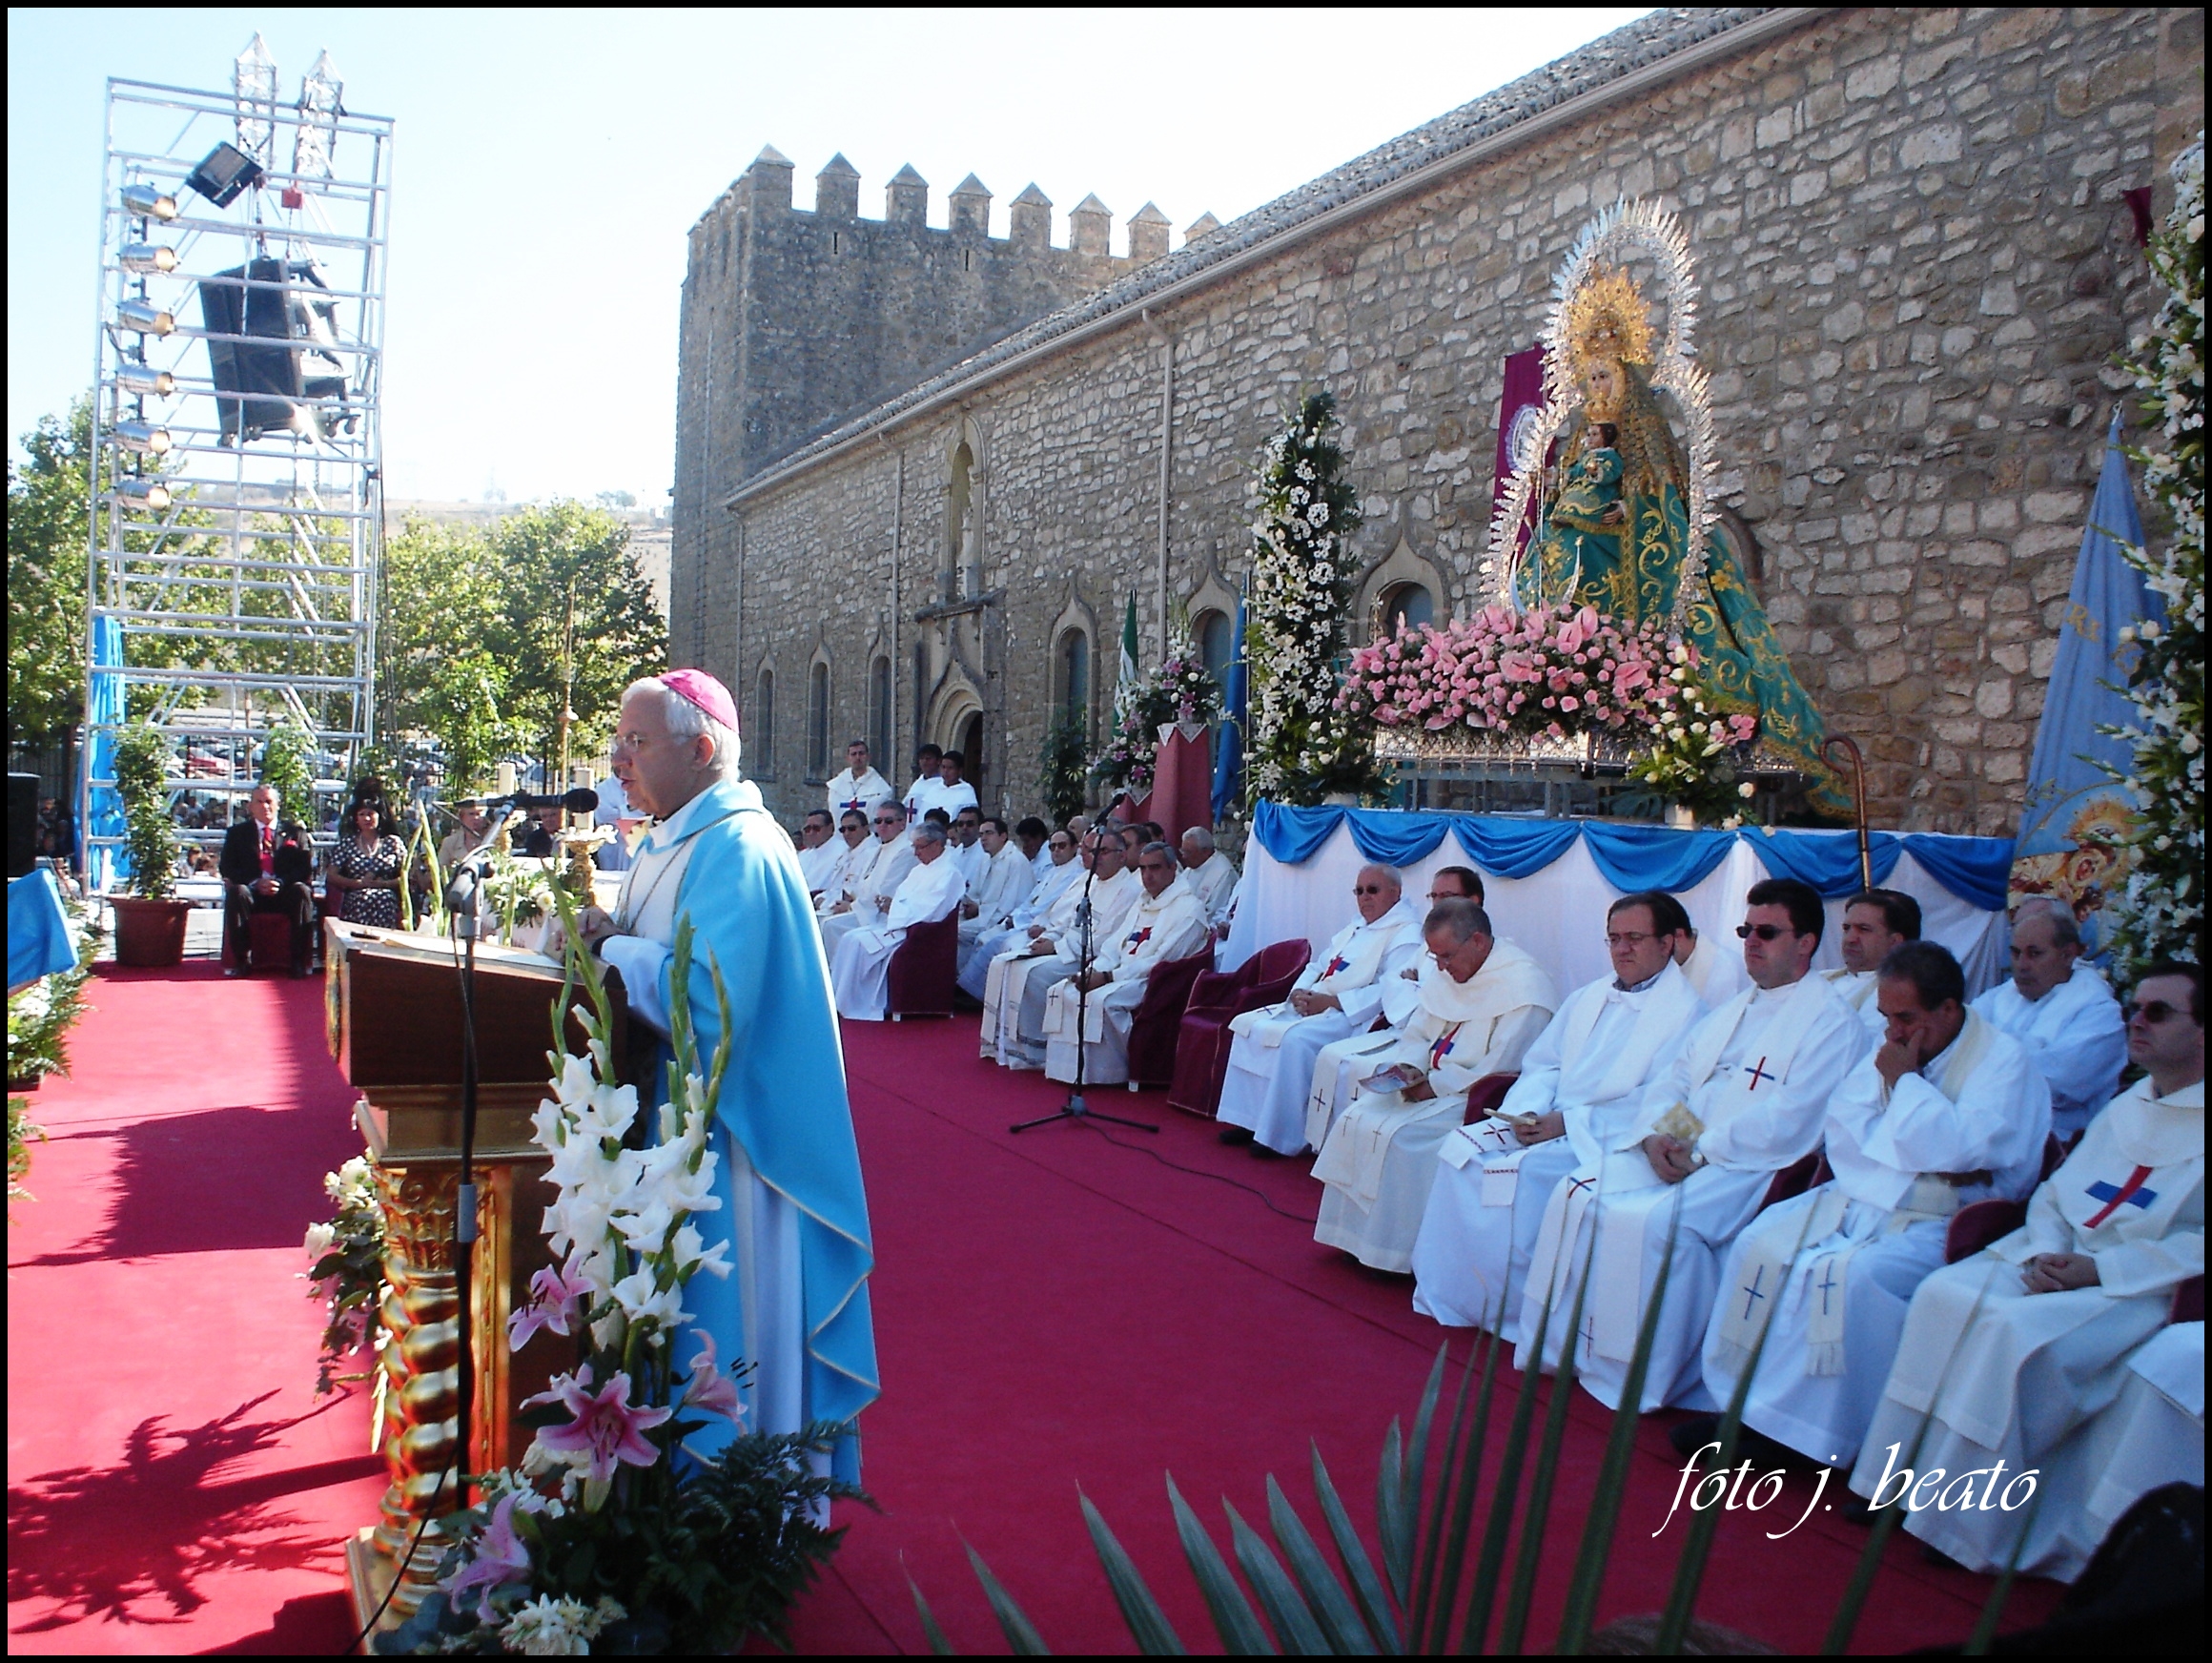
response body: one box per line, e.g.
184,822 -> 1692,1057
339,1098 -> 554,1647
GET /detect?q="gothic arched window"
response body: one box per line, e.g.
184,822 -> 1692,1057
869,655 -> 892,765
1381,582 -> 1435,635
752,668 -> 775,775
1056,628 -> 1091,740
1195,608 -> 1235,686
807,660 -> 830,780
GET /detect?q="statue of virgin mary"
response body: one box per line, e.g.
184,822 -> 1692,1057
1511,261 -> 1846,814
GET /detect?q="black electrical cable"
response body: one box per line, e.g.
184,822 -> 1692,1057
1080,1117 -> 1321,1225
340,1460 -> 453,1653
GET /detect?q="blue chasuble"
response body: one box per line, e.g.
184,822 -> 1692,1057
639,778 -> 878,1480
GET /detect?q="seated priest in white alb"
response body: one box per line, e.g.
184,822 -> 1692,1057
956,815 -> 1035,964
1303,867 -> 1485,1150
825,737 -> 894,819
1824,888 -> 1920,1029
983,828 -> 1141,1071
813,810 -> 872,914
946,805 -> 991,892
1690,940 -> 2050,1470
794,809 -> 843,902
1044,841 -> 1212,1086
1311,898 -> 1555,1273
1674,919 -> 1738,1003
1851,961 -> 2203,1577
1969,898 -> 2127,1138
819,801 -> 917,954
1177,826 -> 1240,929
1413,891 -> 1706,1341
829,821 -> 968,1021
962,825 -> 1081,998
1518,877 -> 1868,1413
1217,864 -> 1423,1155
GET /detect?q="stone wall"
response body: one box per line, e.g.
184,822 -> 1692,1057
684,7 -> 2203,834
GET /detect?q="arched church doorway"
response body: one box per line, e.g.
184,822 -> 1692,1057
957,712 -> 985,795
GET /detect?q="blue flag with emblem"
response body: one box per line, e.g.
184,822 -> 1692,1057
1211,591 -> 1248,821
2009,410 -> 2153,956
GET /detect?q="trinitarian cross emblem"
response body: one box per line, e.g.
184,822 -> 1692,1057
2083,1164 -> 2159,1228
1740,1265 -> 1769,1320
1123,926 -> 1153,952
1322,955 -> 1351,978
1742,1056 -> 1774,1091
1429,1024 -> 1461,1069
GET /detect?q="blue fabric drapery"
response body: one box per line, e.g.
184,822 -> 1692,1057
1248,805 -> 2013,913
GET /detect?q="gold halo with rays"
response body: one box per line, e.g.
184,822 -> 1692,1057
1561,263 -> 1656,378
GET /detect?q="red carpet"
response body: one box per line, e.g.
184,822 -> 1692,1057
8,971 -> 2064,1653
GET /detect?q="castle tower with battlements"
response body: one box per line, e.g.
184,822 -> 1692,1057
673,149 -> 1161,643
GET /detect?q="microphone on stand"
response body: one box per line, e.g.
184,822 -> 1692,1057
486,787 -> 600,815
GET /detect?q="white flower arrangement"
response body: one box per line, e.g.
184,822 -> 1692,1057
2102,133 -> 2204,975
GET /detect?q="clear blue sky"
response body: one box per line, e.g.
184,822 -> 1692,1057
8,8 -> 1647,505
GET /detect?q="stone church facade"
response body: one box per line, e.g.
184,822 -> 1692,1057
670,7 -> 2203,835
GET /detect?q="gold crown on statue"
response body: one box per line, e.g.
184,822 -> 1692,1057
1563,264 -> 1656,375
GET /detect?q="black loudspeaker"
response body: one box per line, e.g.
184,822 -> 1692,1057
198,257 -> 350,444
8,773 -> 36,879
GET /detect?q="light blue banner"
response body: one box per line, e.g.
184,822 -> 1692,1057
2011,411 -> 2151,953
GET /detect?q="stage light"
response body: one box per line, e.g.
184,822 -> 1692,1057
120,242 -> 179,275
121,184 -> 179,221
117,366 -> 177,397
113,421 -> 174,456
117,298 -> 175,335
184,142 -> 265,207
115,478 -> 173,511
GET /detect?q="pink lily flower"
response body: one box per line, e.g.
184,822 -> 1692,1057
440,1491 -> 534,1622
507,1252 -> 597,1352
681,1327 -> 748,1424
530,1367 -> 671,1482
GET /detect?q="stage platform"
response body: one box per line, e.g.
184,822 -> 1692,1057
1226,804 -> 2015,1000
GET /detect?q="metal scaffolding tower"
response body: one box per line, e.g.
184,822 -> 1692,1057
82,39 -> 392,884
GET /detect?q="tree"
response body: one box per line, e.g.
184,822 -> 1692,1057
372,503 -> 664,788
7,401 -> 94,750
484,502 -> 666,778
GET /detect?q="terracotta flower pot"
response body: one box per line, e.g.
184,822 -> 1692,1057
109,896 -> 195,967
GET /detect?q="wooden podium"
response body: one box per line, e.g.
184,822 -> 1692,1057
323,919 -> 626,1638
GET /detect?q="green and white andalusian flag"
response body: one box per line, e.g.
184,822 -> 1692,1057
1115,591 -> 1141,716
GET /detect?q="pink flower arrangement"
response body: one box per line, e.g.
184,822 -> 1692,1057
1337,603 -> 1755,750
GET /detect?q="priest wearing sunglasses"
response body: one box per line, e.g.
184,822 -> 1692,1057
1517,876 -> 1869,1414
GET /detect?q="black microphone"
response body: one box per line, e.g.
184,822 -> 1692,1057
493,788 -> 599,814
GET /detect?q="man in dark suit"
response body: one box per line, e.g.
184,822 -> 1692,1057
220,783 -> 317,975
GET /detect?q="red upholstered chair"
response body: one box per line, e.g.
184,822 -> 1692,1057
1757,1149 -> 1829,1215
886,912 -> 959,1021
244,909 -> 294,972
1123,946 -> 1218,1090
1163,938 -> 1313,1118
2172,1274 -> 2204,1325
1461,1072 -> 1519,1123
1945,1199 -> 2029,1263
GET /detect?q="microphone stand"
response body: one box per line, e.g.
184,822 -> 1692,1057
1011,844 -> 1157,1135
441,859 -> 488,1513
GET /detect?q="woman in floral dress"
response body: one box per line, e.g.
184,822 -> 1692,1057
326,798 -> 404,927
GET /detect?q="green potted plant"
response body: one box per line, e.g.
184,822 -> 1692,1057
108,722 -> 194,967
